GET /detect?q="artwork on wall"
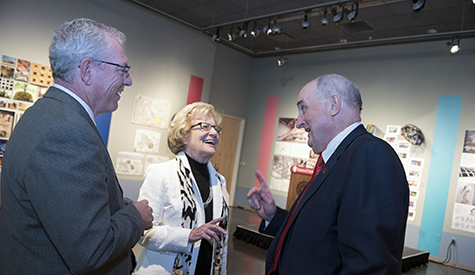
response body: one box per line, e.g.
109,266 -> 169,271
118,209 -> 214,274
371,123 -> 426,222
14,59 -> 31,82
0,109 -> 15,139
270,118 -> 316,192
0,53 -> 53,161
29,62 -> 53,87
116,150 -> 169,176
451,130 -> 475,233
133,129 -> 160,154
116,151 -> 145,176
131,94 -> 171,129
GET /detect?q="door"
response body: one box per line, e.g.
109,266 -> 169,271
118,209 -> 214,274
210,115 -> 242,204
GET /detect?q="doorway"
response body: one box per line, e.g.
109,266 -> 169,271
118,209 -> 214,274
210,115 -> 244,206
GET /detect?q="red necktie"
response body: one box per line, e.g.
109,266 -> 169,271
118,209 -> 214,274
268,155 -> 324,275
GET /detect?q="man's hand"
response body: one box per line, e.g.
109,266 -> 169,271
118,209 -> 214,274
133,199 -> 153,230
246,170 -> 276,222
188,217 -> 227,245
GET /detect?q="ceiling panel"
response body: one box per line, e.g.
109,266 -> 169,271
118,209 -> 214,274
126,0 -> 475,57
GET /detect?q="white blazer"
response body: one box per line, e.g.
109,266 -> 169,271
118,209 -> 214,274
135,152 -> 228,275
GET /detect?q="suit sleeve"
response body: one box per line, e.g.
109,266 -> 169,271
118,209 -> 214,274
25,121 -> 143,274
338,141 -> 408,274
259,207 -> 288,236
137,164 -> 193,253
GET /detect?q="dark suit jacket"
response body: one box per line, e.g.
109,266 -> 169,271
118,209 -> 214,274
0,87 -> 143,274
261,125 -> 409,274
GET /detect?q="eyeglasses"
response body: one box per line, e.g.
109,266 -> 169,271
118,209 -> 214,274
91,59 -> 131,77
190,122 -> 222,134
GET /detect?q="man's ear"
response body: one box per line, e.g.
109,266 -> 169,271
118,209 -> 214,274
79,58 -> 94,86
329,94 -> 341,116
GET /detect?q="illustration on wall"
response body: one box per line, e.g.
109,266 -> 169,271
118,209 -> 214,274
134,129 -> 160,154
131,94 -> 171,129
270,118 -> 316,192
452,130 -> 475,233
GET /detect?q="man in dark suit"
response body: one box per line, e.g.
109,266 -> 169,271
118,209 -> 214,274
0,18 -> 153,274
248,74 -> 409,274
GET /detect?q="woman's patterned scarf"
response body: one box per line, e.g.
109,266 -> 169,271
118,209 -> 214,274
173,156 -> 228,275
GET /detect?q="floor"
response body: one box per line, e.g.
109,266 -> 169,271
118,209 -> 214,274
225,206 -> 475,275
135,206 -> 475,274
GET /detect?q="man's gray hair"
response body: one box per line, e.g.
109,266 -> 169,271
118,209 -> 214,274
49,18 -> 126,83
316,74 -> 363,112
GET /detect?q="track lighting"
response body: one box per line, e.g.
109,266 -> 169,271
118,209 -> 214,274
227,25 -> 236,41
413,0 -> 425,12
251,21 -> 260,37
446,36 -> 460,54
277,56 -> 287,67
272,19 -> 281,34
321,8 -> 329,26
301,13 -> 310,29
263,18 -> 272,35
345,3 -> 359,22
239,23 -> 247,38
212,28 -> 220,42
332,6 -> 343,23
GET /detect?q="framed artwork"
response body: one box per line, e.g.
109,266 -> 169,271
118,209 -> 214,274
0,109 -> 15,139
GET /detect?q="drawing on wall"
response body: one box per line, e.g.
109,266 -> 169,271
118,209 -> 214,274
116,151 -> 145,176
452,130 -> 475,233
13,82 -> 38,102
29,62 -> 53,87
14,59 -> 30,82
131,94 -> 171,129
134,129 -> 160,154
0,109 -> 15,139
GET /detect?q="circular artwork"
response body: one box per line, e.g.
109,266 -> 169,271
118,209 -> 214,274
401,124 -> 424,146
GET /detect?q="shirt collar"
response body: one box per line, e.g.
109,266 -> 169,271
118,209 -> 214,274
52,83 -> 96,125
321,122 -> 362,162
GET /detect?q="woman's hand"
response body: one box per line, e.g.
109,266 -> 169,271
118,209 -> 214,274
188,217 -> 227,245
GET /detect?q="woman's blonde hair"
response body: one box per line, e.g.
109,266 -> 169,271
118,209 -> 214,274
168,102 -> 222,154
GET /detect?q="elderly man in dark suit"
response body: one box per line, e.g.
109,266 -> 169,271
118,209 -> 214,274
0,18 -> 153,274
248,74 -> 409,274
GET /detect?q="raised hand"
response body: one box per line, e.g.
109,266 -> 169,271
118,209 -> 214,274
246,170 -> 276,222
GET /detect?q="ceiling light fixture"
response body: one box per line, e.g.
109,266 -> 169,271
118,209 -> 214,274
321,8 -> 329,26
227,25 -> 236,41
301,13 -> 310,29
345,3 -> 359,22
263,18 -> 272,35
272,18 -> 282,34
446,36 -> 460,54
212,28 -> 220,42
277,56 -> 288,67
413,0 -> 425,12
332,6 -> 343,23
251,21 -> 260,37
239,23 -> 248,38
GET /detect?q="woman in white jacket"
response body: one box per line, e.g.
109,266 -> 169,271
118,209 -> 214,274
135,102 -> 229,275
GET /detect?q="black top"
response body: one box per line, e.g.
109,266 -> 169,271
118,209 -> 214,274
186,153 -> 213,274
